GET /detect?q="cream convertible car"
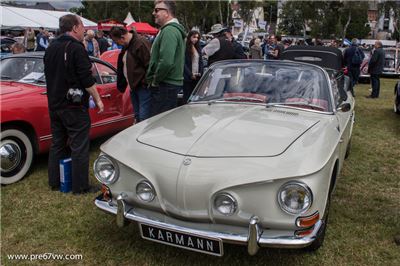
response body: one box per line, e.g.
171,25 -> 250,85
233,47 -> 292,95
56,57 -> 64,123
94,49 -> 354,256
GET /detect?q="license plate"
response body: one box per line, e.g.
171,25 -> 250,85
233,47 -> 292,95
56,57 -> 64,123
139,223 -> 223,256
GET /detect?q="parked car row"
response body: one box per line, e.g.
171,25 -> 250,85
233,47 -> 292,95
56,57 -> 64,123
359,47 -> 400,79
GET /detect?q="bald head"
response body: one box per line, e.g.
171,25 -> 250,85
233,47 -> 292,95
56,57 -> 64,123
375,41 -> 382,48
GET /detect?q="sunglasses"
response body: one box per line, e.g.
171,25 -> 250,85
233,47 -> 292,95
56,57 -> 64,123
153,7 -> 168,13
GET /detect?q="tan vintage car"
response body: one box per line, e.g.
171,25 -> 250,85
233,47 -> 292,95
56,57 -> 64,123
94,47 -> 354,256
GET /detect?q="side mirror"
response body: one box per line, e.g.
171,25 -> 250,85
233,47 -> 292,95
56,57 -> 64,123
337,102 -> 351,112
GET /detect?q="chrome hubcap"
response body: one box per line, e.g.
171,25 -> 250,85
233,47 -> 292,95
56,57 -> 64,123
0,141 -> 22,173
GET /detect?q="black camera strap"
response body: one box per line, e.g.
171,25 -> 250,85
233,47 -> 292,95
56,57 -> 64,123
64,40 -> 85,105
64,41 -> 79,87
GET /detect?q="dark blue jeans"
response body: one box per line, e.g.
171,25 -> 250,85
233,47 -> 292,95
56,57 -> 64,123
48,107 -> 90,193
370,74 -> 380,98
130,86 -> 152,122
150,83 -> 181,116
348,66 -> 361,96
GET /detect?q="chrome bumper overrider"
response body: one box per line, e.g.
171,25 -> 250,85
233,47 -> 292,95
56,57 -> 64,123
95,196 -> 322,255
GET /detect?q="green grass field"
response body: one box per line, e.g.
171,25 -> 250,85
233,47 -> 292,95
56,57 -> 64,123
2,78 -> 399,266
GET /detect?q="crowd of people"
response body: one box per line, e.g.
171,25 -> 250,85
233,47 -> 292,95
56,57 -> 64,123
6,0 -> 382,194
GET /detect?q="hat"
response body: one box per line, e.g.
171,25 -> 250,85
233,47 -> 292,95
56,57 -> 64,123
208,24 -> 227,34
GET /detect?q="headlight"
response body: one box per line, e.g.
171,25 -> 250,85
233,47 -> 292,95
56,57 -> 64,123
136,181 -> 156,202
278,182 -> 313,215
214,193 -> 237,216
93,155 -> 119,185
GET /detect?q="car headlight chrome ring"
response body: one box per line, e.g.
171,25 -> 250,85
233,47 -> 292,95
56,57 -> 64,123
93,155 -> 119,185
278,181 -> 313,215
136,181 -> 156,202
214,193 -> 238,216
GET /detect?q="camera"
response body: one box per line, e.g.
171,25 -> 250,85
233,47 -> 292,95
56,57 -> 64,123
66,88 -> 83,104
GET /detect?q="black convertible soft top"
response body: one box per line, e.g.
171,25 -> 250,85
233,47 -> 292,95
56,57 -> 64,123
281,45 -> 344,71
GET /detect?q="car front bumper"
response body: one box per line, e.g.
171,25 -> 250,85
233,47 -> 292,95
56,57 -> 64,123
95,194 -> 322,256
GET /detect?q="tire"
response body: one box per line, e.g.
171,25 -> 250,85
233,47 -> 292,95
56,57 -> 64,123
345,138 -> 352,159
304,197 -> 330,251
1,128 -> 34,184
395,95 -> 400,115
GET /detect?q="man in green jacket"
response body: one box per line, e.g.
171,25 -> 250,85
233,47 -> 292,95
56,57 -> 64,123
147,0 -> 186,116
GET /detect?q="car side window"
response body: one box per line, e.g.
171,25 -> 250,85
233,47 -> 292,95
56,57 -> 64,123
330,76 -> 341,106
91,63 -> 102,84
95,62 -> 117,84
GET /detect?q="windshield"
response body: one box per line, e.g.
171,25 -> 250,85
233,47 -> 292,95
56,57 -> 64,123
0,57 -> 45,84
191,62 -> 332,112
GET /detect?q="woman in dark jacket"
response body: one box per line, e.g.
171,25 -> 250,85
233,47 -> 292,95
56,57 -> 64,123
183,30 -> 204,103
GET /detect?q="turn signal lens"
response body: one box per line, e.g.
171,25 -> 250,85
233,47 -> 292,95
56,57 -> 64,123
295,227 -> 315,237
101,184 -> 112,201
296,211 -> 320,228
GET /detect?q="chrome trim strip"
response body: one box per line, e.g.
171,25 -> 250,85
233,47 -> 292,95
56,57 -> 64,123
91,115 -> 134,128
39,116 -> 134,142
39,134 -> 52,141
95,199 -> 321,250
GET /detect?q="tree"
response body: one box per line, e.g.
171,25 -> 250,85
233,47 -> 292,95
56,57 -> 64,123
379,1 -> 400,41
75,1 -> 155,25
279,1 -> 369,40
279,1 -> 318,38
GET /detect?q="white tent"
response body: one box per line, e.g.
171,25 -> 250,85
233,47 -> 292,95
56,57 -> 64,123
124,12 -> 135,25
0,6 -> 97,30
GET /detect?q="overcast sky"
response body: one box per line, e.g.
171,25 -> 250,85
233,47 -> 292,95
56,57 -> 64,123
15,0 -> 83,11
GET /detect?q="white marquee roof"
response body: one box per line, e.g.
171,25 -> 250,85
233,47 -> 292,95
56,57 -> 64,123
1,6 -> 97,30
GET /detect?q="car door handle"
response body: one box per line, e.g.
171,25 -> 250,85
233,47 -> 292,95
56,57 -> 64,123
339,138 -> 344,143
101,94 -> 111,99
41,91 -> 47,95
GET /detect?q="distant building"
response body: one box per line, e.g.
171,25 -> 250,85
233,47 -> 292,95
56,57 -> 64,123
367,0 -> 399,40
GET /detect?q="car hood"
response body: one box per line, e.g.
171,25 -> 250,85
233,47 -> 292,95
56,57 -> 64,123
137,104 -> 320,157
0,82 -> 23,95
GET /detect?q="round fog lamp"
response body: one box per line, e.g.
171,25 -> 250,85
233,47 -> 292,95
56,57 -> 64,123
278,182 -> 312,215
136,181 -> 155,202
93,155 -> 119,185
214,193 -> 237,216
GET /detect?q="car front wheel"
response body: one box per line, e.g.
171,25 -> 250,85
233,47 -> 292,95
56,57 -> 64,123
395,95 -> 400,115
304,197 -> 330,251
1,128 -> 34,184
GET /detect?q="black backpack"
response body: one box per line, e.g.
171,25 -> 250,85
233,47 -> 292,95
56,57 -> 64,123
351,48 -> 363,65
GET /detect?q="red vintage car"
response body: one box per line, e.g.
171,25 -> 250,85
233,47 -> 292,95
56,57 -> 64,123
0,52 -> 134,184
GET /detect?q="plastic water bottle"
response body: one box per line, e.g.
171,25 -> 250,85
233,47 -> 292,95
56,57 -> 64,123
89,96 -> 96,109
60,158 -> 72,193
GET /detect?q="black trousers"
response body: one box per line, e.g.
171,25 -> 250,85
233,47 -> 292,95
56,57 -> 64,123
370,74 -> 380,98
348,66 -> 361,96
183,79 -> 199,103
48,108 -> 91,193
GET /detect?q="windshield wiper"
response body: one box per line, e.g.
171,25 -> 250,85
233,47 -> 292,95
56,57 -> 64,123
208,96 -> 265,105
266,101 -> 325,111
20,78 -> 46,84
1,75 -> 12,80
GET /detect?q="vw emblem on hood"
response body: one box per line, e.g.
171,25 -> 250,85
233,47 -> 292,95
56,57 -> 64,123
183,158 -> 192,166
